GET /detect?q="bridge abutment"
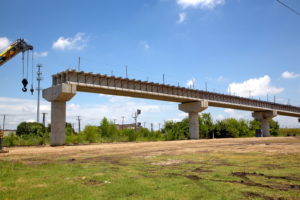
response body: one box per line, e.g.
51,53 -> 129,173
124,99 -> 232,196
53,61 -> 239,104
43,84 -> 77,146
179,101 -> 208,139
252,110 -> 277,137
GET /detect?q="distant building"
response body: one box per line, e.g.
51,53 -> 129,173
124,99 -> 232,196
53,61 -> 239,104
116,123 -> 142,130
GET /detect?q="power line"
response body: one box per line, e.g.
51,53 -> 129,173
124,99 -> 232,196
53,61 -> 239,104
276,0 -> 300,16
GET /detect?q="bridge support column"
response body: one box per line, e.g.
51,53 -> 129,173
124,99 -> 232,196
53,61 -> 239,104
43,84 -> 77,146
179,101 -> 208,139
252,110 -> 277,137
51,101 -> 66,146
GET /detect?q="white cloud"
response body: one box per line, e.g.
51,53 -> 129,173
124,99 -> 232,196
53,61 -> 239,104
281,71 -> 300,79
0,95 -> 173,130
52,33 -> 87,50
224,109 -> 247,119
187,78 -> 196,88
34,51 -> 48,57
140,41 -> 150,49
177,12 -> 187,23
0,97 -> 50,130
275,116 -> 300,128
227,75 -> 284,97
177,0 -> 225,9
216,114 -> 224,120
0,37 -> 10,51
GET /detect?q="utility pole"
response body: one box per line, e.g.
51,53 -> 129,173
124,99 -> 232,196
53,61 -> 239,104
159,123 -> 161,131
36,64 -> 42,123
125,65 -> 128,78
143,122 -> 146,128
78,56 -> 81,71
1,114 -> 6,131
132,109 -> 141,131
76,116 -> 81,133
151,123 -> 153,132
163,74 -> 165,84
41,113 -> 47,127
205,82 -> 207,91
121,116 -> 125,130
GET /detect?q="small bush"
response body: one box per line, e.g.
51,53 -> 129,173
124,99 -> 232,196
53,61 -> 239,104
16,122 -> 45,136
3,133 -> 19,147
83,125 -> 99,143
279,128 -> 300,136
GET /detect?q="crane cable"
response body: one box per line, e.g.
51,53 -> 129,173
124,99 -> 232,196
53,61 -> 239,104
30,51 -> 34,95
21,51 -> 28,92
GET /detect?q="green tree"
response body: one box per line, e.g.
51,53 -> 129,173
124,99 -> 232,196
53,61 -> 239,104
199,113 -> 213,138
16,122 -> 45,136
213,118 -> 250,138
99,117 -> 118,139
269,119 -> 280,136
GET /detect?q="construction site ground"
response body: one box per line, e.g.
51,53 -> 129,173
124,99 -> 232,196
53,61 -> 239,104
0,137 -> 299,200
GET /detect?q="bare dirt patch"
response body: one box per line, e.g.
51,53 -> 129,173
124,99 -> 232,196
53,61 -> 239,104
1,137 -> 299,165
231,171 -> 300,191
83,179 -> 105,186
243,191 -> 284,200
151,159 -> 185,166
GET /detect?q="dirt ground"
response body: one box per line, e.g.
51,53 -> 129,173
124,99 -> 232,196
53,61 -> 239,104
1,137 -> 299,163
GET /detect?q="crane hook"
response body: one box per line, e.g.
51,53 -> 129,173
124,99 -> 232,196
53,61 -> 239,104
30,84 -> 34,95
22,78 -> 28,92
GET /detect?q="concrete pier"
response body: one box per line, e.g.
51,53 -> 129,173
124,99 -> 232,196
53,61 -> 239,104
43,83 -> 76,146
252,110 -> 277,137
51,101 -> 66,146
179,101 -> 208,139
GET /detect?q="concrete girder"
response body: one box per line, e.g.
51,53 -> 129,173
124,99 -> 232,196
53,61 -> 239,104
179,101 -> 208,139
252,110 -> 277,137
43,84 -> 77,146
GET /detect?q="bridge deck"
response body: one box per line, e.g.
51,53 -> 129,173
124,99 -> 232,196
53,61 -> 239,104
51,70 -> 300,117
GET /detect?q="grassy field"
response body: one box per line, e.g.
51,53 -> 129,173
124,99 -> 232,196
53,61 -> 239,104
0,137 -> 299,200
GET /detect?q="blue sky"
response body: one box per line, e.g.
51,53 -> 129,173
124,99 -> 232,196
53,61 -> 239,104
0,0 -> 300,130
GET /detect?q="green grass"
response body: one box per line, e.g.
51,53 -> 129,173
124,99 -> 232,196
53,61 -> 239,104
0,149 -> 300,199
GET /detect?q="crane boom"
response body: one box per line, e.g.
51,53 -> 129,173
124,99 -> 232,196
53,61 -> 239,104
0,39 -> 33,66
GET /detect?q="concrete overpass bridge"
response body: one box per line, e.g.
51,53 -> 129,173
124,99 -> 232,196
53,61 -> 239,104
43,70 -> 300,146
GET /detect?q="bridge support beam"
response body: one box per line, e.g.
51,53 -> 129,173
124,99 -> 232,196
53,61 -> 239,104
252,110 -> 277,137
179,101 -> 208,139
43,84 -> 77,146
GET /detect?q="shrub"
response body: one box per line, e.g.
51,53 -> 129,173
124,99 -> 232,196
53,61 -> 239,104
3,133 -> 19,147
83,125 -> 99,143
16,122 -> 45,136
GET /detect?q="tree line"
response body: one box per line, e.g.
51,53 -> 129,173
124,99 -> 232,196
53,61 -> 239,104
3,113 -> 299,147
